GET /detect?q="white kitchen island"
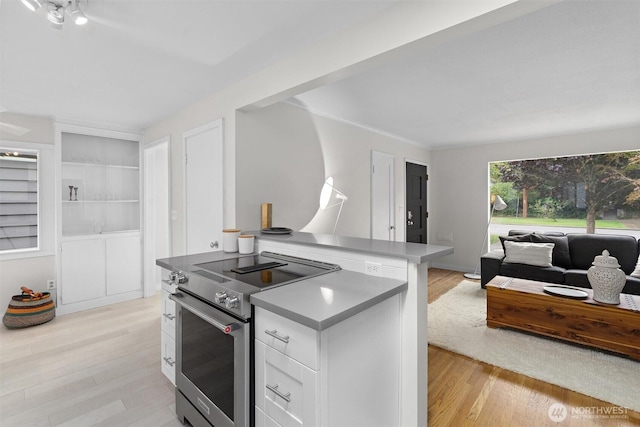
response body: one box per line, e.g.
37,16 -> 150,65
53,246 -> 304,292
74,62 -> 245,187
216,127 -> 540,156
253,231 -> 453,427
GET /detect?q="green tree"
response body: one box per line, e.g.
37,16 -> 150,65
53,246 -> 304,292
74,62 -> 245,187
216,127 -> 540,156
494,159 -> 560,218
561,152 -> 639,233
493,151 -> 640,233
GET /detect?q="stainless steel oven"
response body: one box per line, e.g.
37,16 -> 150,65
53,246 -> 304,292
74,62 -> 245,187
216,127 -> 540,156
168,252 -> 340,427
172,291 -> 251,427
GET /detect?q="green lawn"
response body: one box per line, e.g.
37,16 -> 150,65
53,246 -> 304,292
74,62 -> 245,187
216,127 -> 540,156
492,217 -> 626,229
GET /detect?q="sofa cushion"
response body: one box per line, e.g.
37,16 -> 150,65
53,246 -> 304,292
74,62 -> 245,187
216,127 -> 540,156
503,241 -> 554,267
624,276 -> 640,296
564,270 -> 591,288
631,254 -> 640,278
567,234 -> 638,275
499,234 -> 532,252
501,262 -> 565,284
530,233 -> 572,269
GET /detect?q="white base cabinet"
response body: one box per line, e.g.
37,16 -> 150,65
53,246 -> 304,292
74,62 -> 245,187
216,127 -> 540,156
254,294 -> 401,427
58,232 -> 141,314
160,271 -> 177,385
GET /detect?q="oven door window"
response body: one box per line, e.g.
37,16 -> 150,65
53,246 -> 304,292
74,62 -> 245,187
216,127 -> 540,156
182,309 -> 235,421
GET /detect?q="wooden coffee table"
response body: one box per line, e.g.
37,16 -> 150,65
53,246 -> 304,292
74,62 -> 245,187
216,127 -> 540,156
486,275 -> 640,360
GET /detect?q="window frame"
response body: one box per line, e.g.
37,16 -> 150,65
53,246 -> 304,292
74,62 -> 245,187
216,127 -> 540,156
0,140 -> 54,260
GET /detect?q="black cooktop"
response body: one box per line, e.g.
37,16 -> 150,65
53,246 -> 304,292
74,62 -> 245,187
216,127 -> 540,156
195,252 -> 338,290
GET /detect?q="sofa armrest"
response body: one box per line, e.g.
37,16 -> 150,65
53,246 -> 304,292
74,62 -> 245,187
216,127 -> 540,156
481,249 -> 504,288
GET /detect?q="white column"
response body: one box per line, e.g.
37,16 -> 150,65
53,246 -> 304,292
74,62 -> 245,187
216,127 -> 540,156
401,261 -> 428,426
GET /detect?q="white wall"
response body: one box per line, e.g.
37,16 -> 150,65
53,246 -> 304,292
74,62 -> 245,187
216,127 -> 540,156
429,125 -> 640,272
0,114 -> 56,308
236,102 -> 430,238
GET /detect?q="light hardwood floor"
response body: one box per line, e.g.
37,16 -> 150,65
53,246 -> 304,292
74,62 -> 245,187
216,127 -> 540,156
0,293 -> 180,427
1,271 -> 639,426
427,269 -> 640,427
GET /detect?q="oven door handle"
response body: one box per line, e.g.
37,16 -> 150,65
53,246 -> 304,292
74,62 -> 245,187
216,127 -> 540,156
170,292 -> 240,334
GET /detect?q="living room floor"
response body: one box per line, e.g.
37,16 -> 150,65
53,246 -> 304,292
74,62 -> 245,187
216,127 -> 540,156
428,268 -> 640,426
1,269 -> 638,426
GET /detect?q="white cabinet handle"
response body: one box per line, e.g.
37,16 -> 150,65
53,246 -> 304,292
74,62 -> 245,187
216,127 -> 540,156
163,313 -> 175,320
266,384 -> 291,402
163,357 -> 176,367
265,329 -> 289,343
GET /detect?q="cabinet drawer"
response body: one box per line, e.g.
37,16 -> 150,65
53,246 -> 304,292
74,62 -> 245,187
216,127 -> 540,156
255,406 -> 282,427
255,341 -> 317,427
161,289 -> 176,338
161,331 -> 176,385
255,307 -> 318,370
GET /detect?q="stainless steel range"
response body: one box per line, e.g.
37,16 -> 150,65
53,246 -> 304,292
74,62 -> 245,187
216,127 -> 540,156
168,251 -> 340,427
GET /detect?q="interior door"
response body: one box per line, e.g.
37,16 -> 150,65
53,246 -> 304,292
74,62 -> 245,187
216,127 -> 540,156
185,120 -> 224,254
143,138 -> 170,296
406,162 -> 427,243
371,151 -> 395,240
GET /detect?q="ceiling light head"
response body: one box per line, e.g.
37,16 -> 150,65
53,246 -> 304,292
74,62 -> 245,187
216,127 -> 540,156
26,0 -> 89,28
71,8 -> 88,25
47,3 -> 65,25
69,0 -> 88,25
21,0 -> 42,12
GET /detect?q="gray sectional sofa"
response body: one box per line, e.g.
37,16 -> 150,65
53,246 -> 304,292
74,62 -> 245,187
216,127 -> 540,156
480,230 -> 640,296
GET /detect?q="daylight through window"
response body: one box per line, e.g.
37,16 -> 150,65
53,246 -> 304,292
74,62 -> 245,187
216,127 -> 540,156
490,151 -> 640,240
0,149 -> 39,252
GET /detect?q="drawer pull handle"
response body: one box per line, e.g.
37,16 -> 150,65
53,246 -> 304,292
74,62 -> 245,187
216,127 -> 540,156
265,329 -> 290,343
266,384 -> 291,402
163,313 -> 176,320
163,357 -> 176,367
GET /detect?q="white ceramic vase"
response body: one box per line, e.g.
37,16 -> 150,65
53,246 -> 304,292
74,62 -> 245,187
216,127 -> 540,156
587,250 -> 626,305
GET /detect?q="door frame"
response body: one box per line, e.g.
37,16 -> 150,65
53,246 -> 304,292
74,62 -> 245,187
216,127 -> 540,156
183,119 -> 224,254
404,159 -> 428,243
143,136 -> 171,297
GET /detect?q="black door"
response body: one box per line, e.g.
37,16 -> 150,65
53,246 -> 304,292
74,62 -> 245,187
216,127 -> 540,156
406,162 -> 427,243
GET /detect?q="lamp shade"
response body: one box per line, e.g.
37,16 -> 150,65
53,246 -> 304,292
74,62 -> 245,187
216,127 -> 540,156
493,195 -> 508,211
319,177 -> 334,209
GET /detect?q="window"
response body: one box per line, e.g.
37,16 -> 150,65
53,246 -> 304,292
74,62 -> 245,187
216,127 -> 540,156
0,148 -> 39,252
490,151 -> 640,236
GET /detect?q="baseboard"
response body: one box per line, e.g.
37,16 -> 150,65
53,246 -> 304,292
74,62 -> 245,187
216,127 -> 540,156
429,262 -> 471,273
55,290 -> 144,316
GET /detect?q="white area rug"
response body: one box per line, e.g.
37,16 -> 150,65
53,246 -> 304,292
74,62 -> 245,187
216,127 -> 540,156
427,280 -> 640,412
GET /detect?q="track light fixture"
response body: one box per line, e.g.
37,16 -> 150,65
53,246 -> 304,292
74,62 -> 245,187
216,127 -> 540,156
21,0 -> 88,28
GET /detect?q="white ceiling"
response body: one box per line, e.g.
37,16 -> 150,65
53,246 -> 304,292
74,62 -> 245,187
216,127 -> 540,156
0,0 -> 396,131
1,0 -> 639,148
290,0 -> 640,149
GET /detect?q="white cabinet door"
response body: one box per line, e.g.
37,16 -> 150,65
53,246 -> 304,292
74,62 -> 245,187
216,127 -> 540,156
106,234 -> 141,295
61,238 -> 106,304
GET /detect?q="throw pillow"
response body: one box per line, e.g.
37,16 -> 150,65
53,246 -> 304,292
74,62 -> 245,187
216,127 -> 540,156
530,233 -> 572,269
499,234 -> 532,252
632,254 -> 640,278
503,241 -> 555,268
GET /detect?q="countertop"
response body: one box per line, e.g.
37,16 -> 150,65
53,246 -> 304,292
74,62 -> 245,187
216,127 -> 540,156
250,269 -> 407,330
157,250 -> 407,331
252,231 -> 453,264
